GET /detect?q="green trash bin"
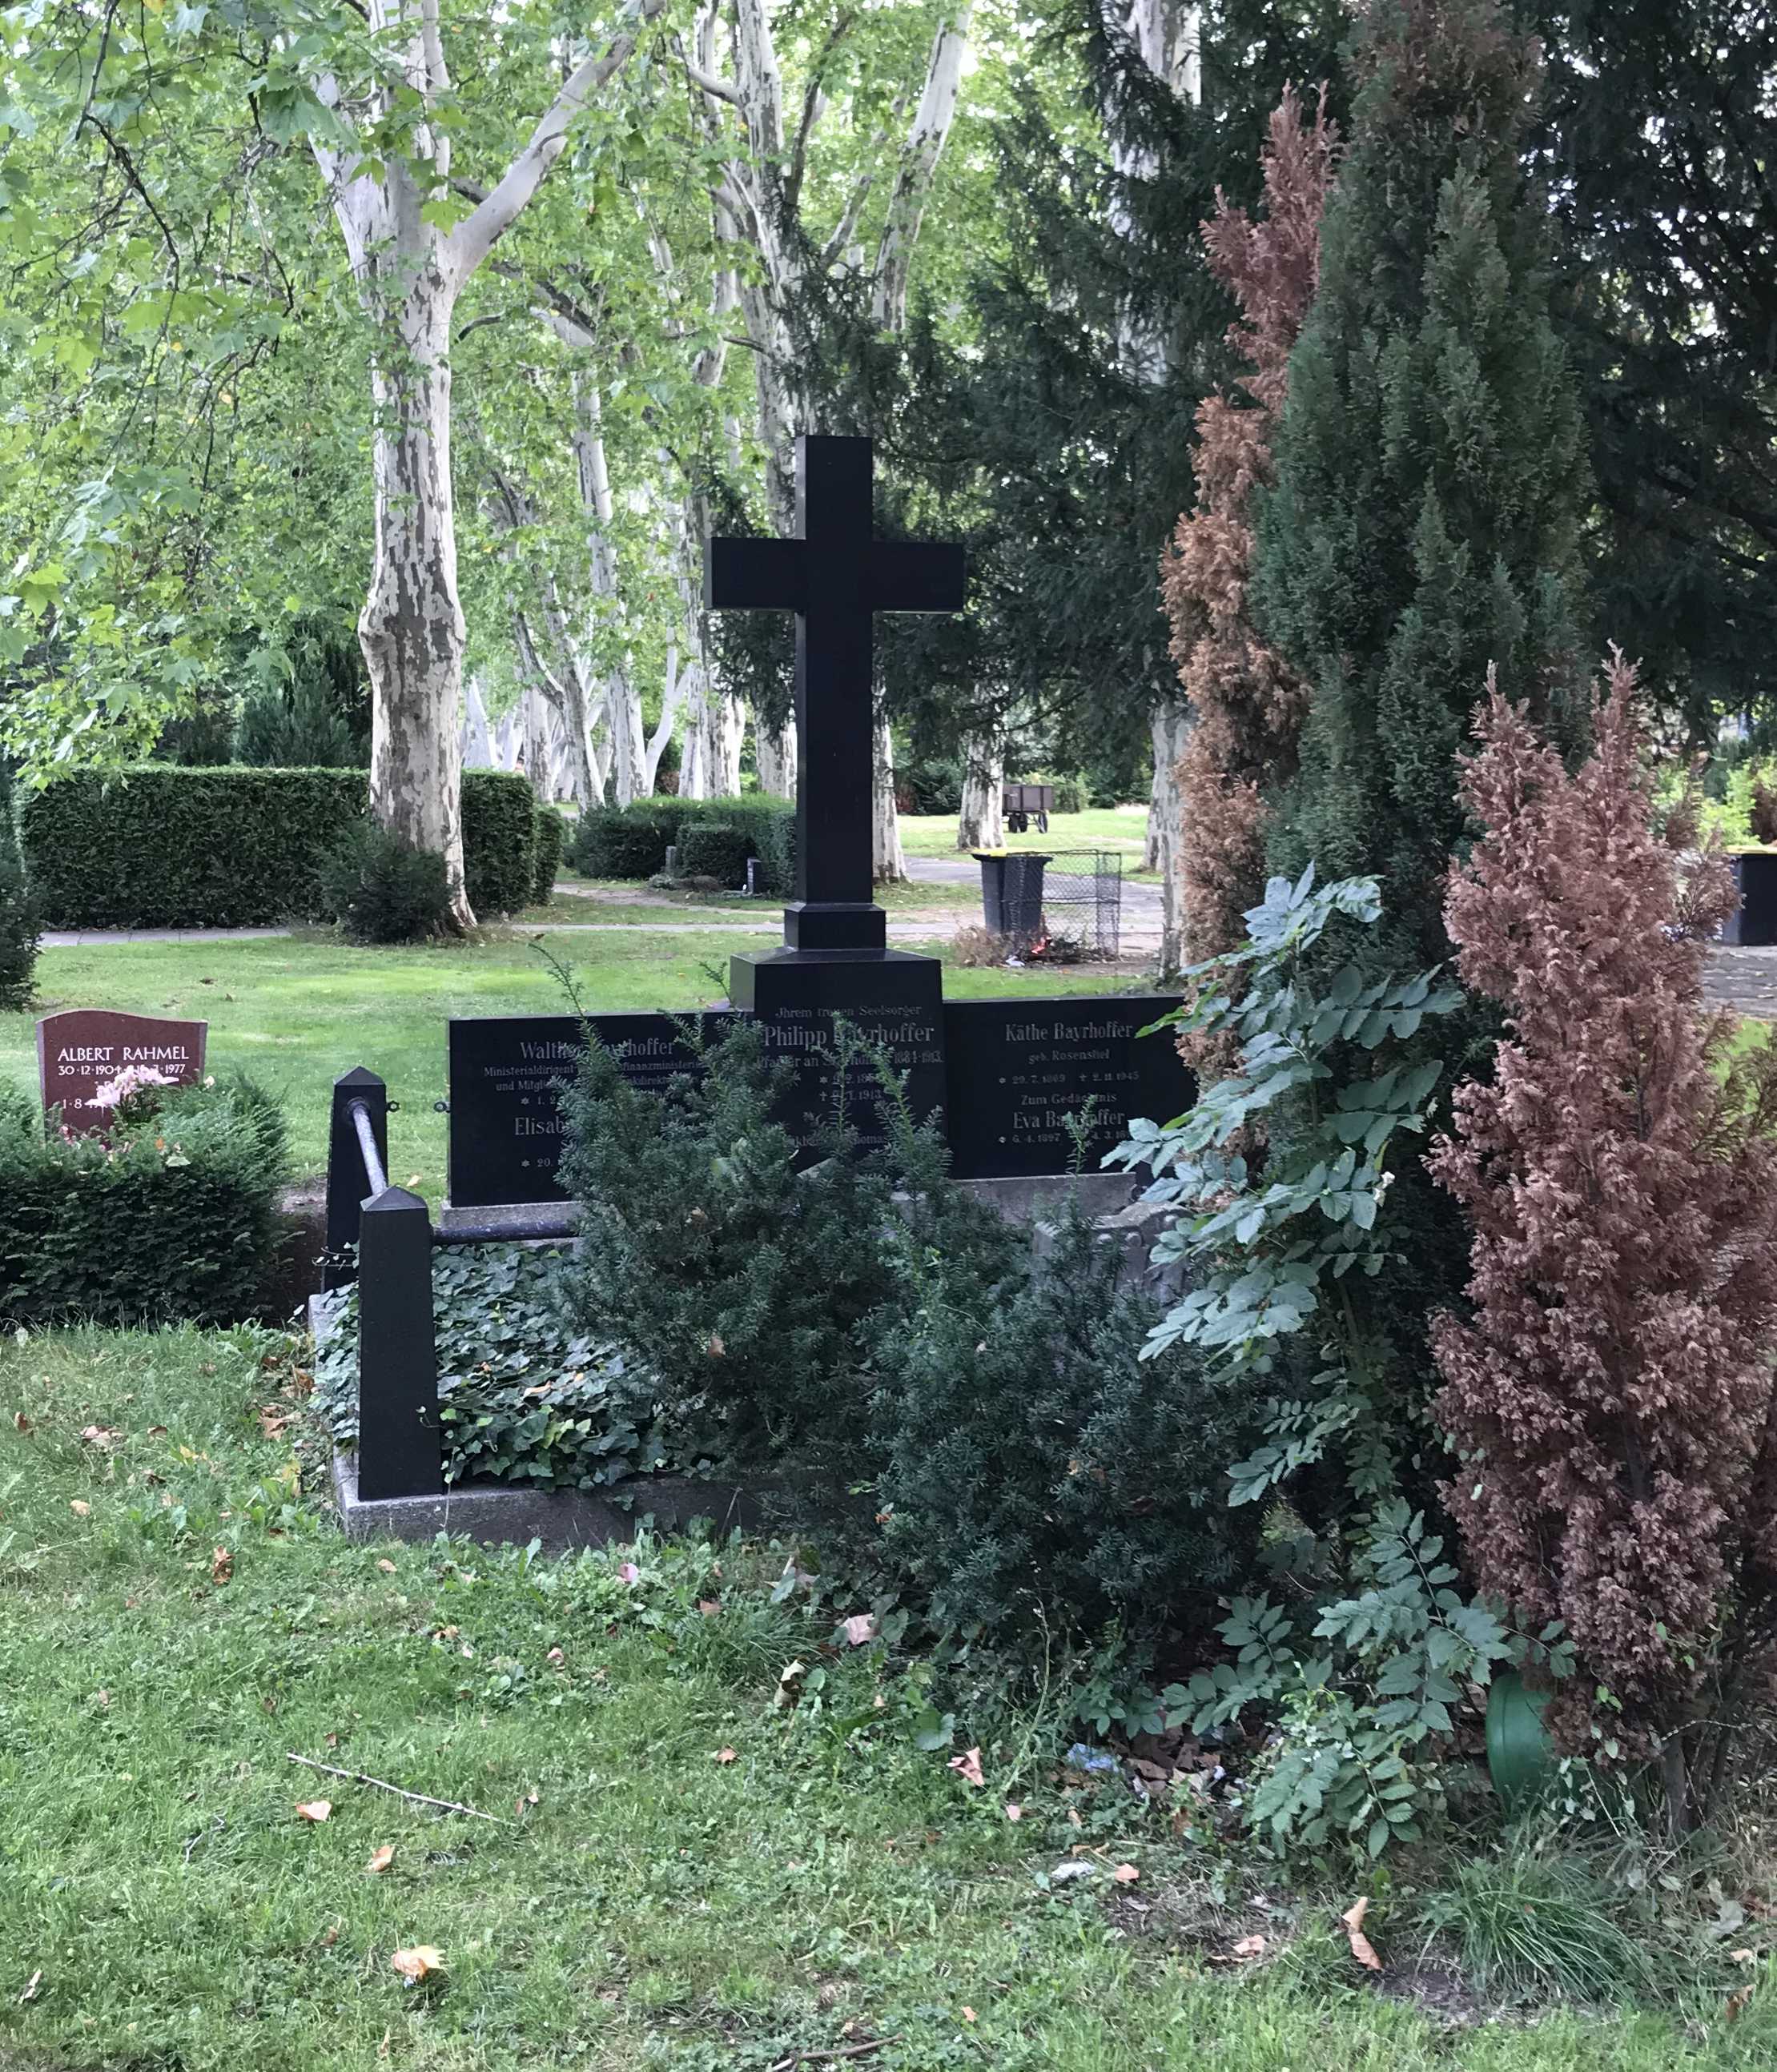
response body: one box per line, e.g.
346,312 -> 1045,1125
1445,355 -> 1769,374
1486,1670 -> 1554,1813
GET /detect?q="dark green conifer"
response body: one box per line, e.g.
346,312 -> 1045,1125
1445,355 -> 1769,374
0,760 -> 38,1011
1258,0 -> 1589,966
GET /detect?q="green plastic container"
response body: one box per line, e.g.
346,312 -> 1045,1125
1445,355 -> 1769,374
1486,1670 -> 1554,1813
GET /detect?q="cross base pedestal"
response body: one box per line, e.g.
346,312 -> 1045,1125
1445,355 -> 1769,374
782,900 -> 888,952
728,946 -> 947,1154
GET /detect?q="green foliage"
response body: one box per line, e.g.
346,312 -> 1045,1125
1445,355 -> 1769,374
1257,0 -> 1589,970
1420,1849 -> 1663,2006
315,1243 -> 665,1492
568,795 -> 794,894
0,763 -> 38,1010
556,1020 -> 902,1487
316,820 -> 451,945
1109,866 -> 1461,1508
16,766 -> 535,926
866,1192 -> 1261,1642
675,820 -> 750,886
0,1073 -> 287,1327
234,675 -> 364,769
1178,1503 -> 1542,1860
530,805 -> 565,903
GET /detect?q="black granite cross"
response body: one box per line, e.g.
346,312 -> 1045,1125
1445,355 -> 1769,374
705,434 -> 966,952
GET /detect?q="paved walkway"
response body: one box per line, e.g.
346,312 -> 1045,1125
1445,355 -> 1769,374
1704,946 -> 1777,1021
42,926 -> 293,948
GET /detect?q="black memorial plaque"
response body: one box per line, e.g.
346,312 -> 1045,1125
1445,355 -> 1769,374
448,1013 -> 732,1207
942,997 -> 1194,1181
730,949 -> 947,1154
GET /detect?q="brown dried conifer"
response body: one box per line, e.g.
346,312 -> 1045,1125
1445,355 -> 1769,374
1430,654 -> 1777,1816
1161,87 -> 1337,971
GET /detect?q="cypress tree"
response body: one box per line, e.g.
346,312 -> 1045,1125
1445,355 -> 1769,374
1257,0 -> 1588,966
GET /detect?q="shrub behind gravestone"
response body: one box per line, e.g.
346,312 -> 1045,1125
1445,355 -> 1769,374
0,1073 -> 287,1326
317,821 -> 452,944
675,821 -> 750,886
0,762 -> 38,1011
532,806 -> 566,903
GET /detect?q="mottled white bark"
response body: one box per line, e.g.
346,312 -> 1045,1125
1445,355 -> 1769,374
311,0 -> 663,926
958,733 -> 1005,850
1148,698 -> 1192,975
691,2 -> 973,820
872,720 -> 907,883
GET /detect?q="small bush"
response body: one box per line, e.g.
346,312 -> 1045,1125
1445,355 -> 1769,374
317,821 -> 452,944
676,821 -> 750,886
532,806 -> 566,903
0,763 -> 38,1011
867,1196 -> 1261,1639
0,1072 -> 288,1326
234,677 -> 364,769
567,796 -> 794,893
17,766 -> 536,927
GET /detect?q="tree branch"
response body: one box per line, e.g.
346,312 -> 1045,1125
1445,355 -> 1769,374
786,10 -> 857,213
445,0 -> 667,285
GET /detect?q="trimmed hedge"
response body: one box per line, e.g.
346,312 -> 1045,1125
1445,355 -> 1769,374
0,1074 -> 288,1326
677,821 -> 750,886
569,795 -> 794,893
532,806 -> 566,904
19,766 -> 538,927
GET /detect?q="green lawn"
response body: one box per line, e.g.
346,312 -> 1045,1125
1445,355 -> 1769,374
2,1325 -> 1770,2072
4,922 -> 1153,1193
899,804 -> 1154,864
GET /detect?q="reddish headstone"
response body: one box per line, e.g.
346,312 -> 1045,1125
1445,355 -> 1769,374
36,1009 -> 208,1135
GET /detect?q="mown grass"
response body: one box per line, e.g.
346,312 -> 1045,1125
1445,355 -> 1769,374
897,805 -> 1153,861
2,926 -> 1144,1193
2,1327 -> 1774,2072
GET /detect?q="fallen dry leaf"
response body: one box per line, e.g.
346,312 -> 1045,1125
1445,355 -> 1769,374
147,1424 -> 167,1438
546,1646 -> 566,1664
257,1407 -> 291,1439
1730,1948 -> 1758,1965
211,1546 -> 234,1584
376,1559 -> 396,1574
1341,1897 -> 1383,1973
390,1946 -> 444,1984
366,1845 -> 396,1875
1231,1934 -> 1268,1962
69,1500 -> 90,1517
295,1799 -> 332,1824
1726,1985 -> 1754,2023
320,1923 -> 341,1948
706,1332 -> 725,1358
1066,1808 -> 1082,1829
617,1561 -> 640,1584
696,1600 -> 721,1618
1112,1863 -> 1141,1885
961,2007 -> 976,2024
12,1411 -> 30,1435
79,1424 -> 121,1448
842,1612 -> 878,1647
18,1970 -> 42,2006
1004,1803 -> 1023,1822
714,1746 -> 738,1765
949,1747 -> 986,1789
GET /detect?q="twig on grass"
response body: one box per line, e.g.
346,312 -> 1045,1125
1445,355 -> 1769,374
768,2042 -> 899,2070
286,1753 -> 509,1825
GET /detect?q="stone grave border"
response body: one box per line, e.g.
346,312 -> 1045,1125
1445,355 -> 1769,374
318,1064 -> 1154,1551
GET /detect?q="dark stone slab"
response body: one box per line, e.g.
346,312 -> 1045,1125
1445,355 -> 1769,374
728,947 -> 947,1153
942,996 -> 1194,1180
36,1007 -> 207,1134
447,1012 -> 732,1207
1723,853 -> 1777,947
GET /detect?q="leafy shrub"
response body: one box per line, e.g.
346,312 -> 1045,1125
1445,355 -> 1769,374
460,770 -> 540,916
557,1020 -> 908,1488
315,1243 -> 665,1490
17,766 -> 534,926
0,1072 -> 288,1326
316,820 -> 452,944
899,754 -> 964,816
567,796 -> 794,893
1751,775 -> 1777,846
1108,868 -> 1550,1860
1047,773 -> 1085,815
234,675 -> 364,769
1432,658 -> 1777,1825
866,1194 -> 1260,1640
0,762 -> 38,1011
532,805 -> 566,903
676,821 -> 750,886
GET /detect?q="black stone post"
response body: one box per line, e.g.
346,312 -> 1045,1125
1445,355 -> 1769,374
324,1066 -> 388,1289
706,436 -> 966,952
355,1186 -> 443,1500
